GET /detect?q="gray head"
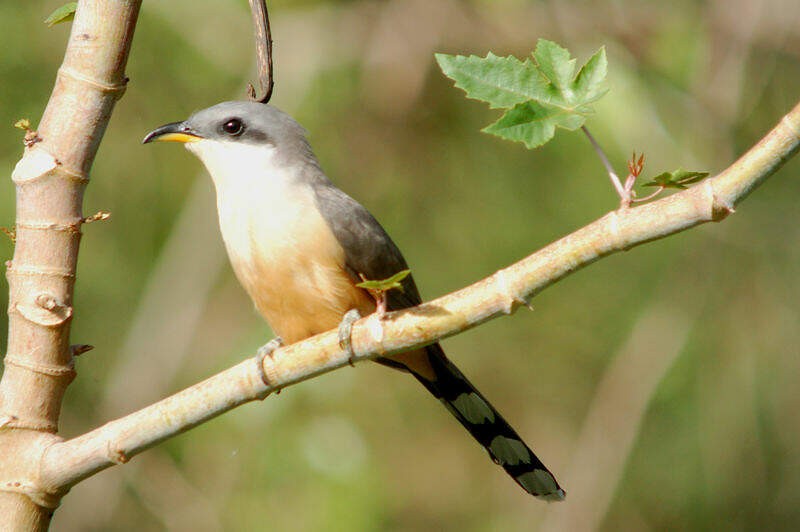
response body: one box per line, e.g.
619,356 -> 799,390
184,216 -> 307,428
143,101 -> 316,167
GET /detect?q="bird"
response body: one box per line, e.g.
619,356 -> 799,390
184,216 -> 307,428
143,101 -> 565,501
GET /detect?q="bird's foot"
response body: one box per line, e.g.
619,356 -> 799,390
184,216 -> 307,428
338,309 -> 362,367
254,337 -> 283,389
257,337 -> 284,360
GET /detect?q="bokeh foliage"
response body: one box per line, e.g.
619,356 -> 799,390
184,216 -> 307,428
2,0 -> 800,530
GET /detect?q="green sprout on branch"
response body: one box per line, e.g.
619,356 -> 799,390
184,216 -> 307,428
44,2 -> 77,27
356,269 -> 411,318
437,39 -> 710,207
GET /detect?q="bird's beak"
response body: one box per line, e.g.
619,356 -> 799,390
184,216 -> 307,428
142,121 -> 203,144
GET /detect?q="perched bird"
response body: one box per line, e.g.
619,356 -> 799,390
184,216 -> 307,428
143,101 -> 564,500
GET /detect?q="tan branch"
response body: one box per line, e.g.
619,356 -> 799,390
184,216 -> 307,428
39,101 -> 800,492
0,0 -> 141,528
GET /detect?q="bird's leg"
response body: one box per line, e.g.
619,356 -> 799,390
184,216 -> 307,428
338,309 -> 362,367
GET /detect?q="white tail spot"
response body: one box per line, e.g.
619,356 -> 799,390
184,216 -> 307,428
517,470 -> 565,501
489,435 -> 531,465
451,392 -> 495,424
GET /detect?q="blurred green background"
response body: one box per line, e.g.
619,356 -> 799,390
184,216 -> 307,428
2,0 -> 800,530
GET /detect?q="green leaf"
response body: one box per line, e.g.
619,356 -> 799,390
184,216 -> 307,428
44,2 -> 77,27
643,169 -> 710,189
356,269 -> 411,293
435,53 -> 550,109
532,39 -> 576,92
573,47 -> 608,104
483,101 -> 586,149
437,40 -> 608,149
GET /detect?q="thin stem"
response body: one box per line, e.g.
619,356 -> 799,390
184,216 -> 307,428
582,126 -> 627,201
632,186 -> 664,203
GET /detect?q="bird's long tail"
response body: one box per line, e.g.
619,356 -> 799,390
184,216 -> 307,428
407,343 -> 565,501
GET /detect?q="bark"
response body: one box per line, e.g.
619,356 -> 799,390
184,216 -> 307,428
0,1 -> 141,529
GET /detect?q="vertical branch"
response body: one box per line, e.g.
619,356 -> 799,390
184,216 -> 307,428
0,0 -> 141,529
247,0 -> 275,103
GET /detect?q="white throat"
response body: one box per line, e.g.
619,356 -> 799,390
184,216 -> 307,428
185,138 -> 312,271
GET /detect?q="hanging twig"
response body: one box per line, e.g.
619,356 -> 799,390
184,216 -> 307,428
582,126 -> 627,203
246,0 -> 274,103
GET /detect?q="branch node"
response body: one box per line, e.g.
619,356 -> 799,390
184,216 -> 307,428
4,354 -> 76,380
11,148 -> 59,184
493,269 -> 528,313
36,294 -> 60,311
0,481 -> 62,510
702,180 -> 735,221
0,411 -> 57,433
58,66 -> 128,95
16,219 -> 84,234
106,442 -> 130,465
6,264 -> 76,280
11,293 -> 74,326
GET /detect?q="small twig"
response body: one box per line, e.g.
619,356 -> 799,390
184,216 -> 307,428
358,274 -> 389,318
246,0 -> 275,103
0,226 -> 16,243
582,126 -> 626,204
82,210 -> 111,224
623,152 -> 645,205
70,344 -> 94,357
14,119 -> 42,148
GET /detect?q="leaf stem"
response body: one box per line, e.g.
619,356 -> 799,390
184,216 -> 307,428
581,126 -> 627,203
631,187 -> 664,203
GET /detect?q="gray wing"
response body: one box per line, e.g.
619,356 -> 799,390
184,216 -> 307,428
312,181 -> 422,310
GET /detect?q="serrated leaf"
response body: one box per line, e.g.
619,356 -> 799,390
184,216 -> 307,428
44,2 -> 77,27
643,169 -> 710,189
356,269 -> 411,293
573,47 -> 608,103
435,53 -> 550,109
533,39 -> 576,91
483,101 -> 586,149
438,41 -> 607,149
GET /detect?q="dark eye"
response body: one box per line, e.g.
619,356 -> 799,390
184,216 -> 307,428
222,118 -> 244,136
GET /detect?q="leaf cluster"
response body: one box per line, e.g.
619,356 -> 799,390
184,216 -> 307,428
436,40 -> 607,148
356,269 -> 411,293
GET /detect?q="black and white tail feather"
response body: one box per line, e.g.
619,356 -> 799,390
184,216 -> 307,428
410,344 -> 565,501
314,169 -> 564,500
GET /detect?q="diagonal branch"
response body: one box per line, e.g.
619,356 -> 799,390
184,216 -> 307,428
39,100 -> 800,491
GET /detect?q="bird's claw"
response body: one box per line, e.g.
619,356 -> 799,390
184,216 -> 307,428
256,337 -> 283,361
254,337 -> 283,389
338,309 -> 362,366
